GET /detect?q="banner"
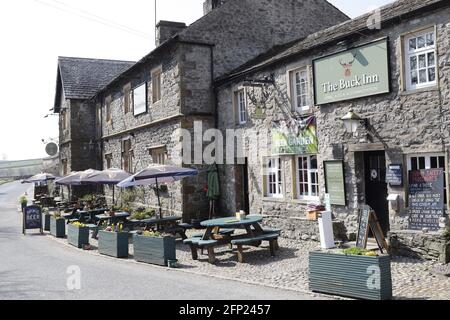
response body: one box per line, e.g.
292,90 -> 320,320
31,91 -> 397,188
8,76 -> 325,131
272,117 -> 318,155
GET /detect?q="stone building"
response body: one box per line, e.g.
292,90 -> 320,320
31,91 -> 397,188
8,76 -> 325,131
215,0 -> 450,262
69,0 -> 349,219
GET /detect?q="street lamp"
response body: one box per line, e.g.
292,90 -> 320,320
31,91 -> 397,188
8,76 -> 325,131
341,110 -> 368,134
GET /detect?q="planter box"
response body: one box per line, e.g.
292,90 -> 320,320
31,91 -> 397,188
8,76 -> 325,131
67,224 -> 90,248
133,235 -> 176,266
50,217 -> 66,238
309,251 -> 392,300
98,231 -> 129,258
44,214 -> 51,232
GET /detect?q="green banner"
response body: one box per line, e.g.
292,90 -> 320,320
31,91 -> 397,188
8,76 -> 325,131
272,118 -> 318,155
314,38 -> 390,105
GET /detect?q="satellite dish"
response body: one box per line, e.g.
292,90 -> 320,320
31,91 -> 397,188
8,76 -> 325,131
45,142 -> 59,157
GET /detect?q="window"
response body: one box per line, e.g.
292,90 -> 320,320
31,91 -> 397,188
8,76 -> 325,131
296,155 -> 319,200
123,84 -> 132,114
404,29 -> 437,90
407,153 -> 447,204
61,110 -> 68,131
105,95 -> 112,123
133,83 -> 147,116
105,154 -> 112,169
265,157 -> 283,198
291,68 -> 310,112
150,146 -> 167,165
62,159 -> 68,176
235,89 -> 247,124
152,68 -> 162,103
122,139 -> 133,173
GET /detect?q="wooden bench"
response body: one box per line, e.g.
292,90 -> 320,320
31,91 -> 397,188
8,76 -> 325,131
231,233 -> 279,263
184,238 -> 218,264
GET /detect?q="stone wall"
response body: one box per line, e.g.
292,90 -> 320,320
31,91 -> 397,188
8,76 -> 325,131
389,230 -> 450,263
216,5 -> 450,241
181,0 -> 349,78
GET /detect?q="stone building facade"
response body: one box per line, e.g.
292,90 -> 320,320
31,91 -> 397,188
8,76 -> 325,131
78,0 -> 349,220
215,0 -> 450,261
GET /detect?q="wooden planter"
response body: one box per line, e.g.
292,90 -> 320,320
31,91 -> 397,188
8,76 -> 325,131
67,224 -> 90,248
50,217 -> 66,238
309,251 -> 392,300
44,214 -> 51,231
133,235 -> 176,266
98,230 -> 129,258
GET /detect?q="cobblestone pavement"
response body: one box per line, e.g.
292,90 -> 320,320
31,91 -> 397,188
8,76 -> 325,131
61,229 -> 450,300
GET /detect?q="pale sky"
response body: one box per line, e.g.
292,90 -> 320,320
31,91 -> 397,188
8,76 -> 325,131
0,0 -> 394,161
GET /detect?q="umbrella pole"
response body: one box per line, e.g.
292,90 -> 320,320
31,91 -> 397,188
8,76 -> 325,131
156,178 -> 162,219
112,186 -> 115,207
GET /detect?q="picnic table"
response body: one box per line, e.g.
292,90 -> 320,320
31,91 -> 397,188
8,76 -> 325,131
76,208 -> 108,223
135,216 -> 188,239
184,215 -> 280,263
91,212 -> 131,239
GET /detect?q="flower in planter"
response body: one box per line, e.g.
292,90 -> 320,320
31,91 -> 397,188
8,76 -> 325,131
138,230 -> 172,238
71,221 -> 87,228
342,247 -> 378,257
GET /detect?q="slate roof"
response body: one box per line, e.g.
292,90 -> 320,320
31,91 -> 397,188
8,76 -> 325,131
215,0 -> 448,85
57,57 -> 135,100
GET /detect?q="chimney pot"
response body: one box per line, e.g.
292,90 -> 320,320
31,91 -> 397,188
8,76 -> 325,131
156,21 -> 187,47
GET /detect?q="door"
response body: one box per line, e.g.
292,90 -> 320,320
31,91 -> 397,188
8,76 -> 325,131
236,158 -> 250,214
364,151 -> 389,235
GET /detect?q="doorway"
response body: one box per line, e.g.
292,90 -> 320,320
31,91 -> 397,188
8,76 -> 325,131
235,158 -> 250,215
364,151 -> 389,235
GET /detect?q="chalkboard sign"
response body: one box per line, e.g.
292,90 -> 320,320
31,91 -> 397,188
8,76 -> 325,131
324,161 -> 346,206
356,205 -> 389,253
408,169 -> 444,231
386,164 -> 403,187
356,205 -> 371,248
23,205 -> 43,235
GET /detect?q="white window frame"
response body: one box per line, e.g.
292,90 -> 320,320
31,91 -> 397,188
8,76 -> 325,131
265,157 -> 283,198
404,29 -> 437,91
296,155 -> 319,201
290,67 -> 310,113
235,89 -> 248,125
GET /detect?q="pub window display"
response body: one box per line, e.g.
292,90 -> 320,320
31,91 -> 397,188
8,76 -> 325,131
133,83 -> 147,116
407,153 -> 447,205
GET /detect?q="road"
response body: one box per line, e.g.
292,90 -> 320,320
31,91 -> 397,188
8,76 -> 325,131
0,181 -> 315,300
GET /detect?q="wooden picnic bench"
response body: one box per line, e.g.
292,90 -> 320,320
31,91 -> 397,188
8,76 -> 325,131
231,233 -> 279,263
183,238 -> 218,264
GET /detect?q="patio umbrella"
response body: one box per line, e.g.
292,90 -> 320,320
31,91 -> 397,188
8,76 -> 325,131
207,167 -> 220,219
84,168 -> 132,204
22,173 -> 59,184
55,170 -> 101,201
117,164 -> 199,218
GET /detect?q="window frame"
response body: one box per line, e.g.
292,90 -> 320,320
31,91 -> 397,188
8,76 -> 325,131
404,28 -> 437,91
105,95 -> 112,123
123,83 -> 132,114
149,146 -> 168,165
151,67 -> 162,104
265,157 -> 283,198
235,88 -> 248,125
289,67 -> 311,113
295,155 -> 320,201
133,83 -> 148,116
121,139 -> 133,173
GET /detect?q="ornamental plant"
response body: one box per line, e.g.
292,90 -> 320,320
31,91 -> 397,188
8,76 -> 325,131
71,221 -> 87,228
104,223 -> 125,233
137,230 -> 169,238
343,247 -> 378,257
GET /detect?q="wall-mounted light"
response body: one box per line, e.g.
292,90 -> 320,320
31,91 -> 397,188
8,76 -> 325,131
341,110 -> 368,134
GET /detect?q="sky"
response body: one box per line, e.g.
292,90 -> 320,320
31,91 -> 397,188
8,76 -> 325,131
0,0 -> 394,161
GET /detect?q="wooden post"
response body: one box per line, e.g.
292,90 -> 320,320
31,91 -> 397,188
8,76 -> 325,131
237,245 -> 244,263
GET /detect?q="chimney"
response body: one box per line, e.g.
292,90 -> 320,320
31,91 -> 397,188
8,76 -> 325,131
156,21 -> 187,47
203,0 -> 228,15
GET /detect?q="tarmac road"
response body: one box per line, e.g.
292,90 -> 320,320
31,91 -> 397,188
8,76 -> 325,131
0,181 -> 316,300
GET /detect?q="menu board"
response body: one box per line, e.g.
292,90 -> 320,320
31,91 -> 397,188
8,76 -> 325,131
324,161 -> 346,206
386,164 -> 403,186
408,169 -> 444,231
356,205 -> 371,248
23,205 -> 42,234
